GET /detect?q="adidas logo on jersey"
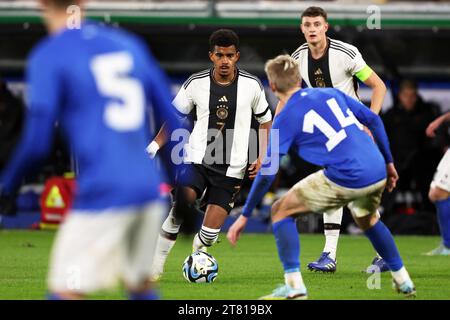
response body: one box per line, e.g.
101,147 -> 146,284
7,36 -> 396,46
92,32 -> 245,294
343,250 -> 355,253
218,96 -> 228,103
314,68 -> 323,75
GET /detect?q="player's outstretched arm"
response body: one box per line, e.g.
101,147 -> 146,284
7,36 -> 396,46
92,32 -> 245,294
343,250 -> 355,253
228,169 -> 277,246
362,71 -> 386,115
0,105 -> 56,194
386,163 -> 399,192
146,123 -> 168,159
249,120 -> 272,179
227,215 -> 248,246
0,48 -> 59,194
229,112 -> 295,245
426,112 -> 450,138
142,44 -> 192,164
359,70 -> 386,138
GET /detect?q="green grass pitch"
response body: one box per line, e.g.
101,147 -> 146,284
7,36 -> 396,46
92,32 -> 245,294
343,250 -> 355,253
0,230 -> 449,300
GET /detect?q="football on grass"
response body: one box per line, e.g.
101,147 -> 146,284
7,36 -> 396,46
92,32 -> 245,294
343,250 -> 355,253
182,251 -> 218,283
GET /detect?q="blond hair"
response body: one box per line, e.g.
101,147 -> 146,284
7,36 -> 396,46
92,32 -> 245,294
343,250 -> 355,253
264,55 -> 301,93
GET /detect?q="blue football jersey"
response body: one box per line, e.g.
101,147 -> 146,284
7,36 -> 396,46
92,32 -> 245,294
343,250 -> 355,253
1,22 -> 180,211
272,88 -> 392,188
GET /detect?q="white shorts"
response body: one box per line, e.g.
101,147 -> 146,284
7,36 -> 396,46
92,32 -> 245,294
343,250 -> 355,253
292,170 -> 386,218
431,149 -> 450,192
48,201 -> 165,294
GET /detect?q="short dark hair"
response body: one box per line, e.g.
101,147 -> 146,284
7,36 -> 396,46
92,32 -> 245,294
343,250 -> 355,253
301,6 -> 328,21
209,29 -> 239,52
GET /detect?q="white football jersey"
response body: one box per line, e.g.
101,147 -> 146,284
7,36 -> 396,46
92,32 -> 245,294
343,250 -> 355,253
172,68 -> 272,179
291,38 -> 368,100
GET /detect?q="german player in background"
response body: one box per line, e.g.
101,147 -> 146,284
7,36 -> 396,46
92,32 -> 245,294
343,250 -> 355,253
279,6 -> 388,273
227,55 -> 415,299
0,0 -> 182,299
426,112 -> 450,256
147,29 -> 272,280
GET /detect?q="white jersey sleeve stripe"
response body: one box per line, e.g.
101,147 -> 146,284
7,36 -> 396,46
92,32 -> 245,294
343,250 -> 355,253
329,45 -> 356,59
239,70 -> 264,91
183,69 -> 210,89
329,39 -> 357,56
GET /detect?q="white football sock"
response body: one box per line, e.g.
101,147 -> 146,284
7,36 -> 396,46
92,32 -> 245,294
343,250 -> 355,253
391,266 -> 411,285
192,233 -> 206,252
151,234 -> 176,278
284,271 -> 305,290
323,230 -> 339,261
193,226 -> 220,252
323,208 -> 343,260
161,207 -> 181,234
151,207 -> 180,278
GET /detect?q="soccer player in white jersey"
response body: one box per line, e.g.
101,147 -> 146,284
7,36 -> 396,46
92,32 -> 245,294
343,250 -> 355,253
280,6 -> 388,273
147,29 -> 272,280
425,112 -> 450,255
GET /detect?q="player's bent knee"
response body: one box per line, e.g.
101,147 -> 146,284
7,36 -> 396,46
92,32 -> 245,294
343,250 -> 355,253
160,229 -> 178,241
271,190 -> 307,223
270,199 -> 294,223
161,208 -> 182,239
271,199 -> 281,215
429,187 -> 450,203
271,199 -> 283,221
175,186 -> 203,213
354,212 -> 379,231
175,187 -> 198,207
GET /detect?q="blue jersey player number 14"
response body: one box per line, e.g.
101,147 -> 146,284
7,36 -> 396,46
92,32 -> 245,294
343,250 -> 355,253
303,97 -> 364,152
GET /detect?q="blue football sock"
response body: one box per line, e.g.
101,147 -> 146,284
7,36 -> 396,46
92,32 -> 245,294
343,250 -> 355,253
364,220 -> 403,272
272,217 -> 300,273
435,198 -> 450,248
128,289 -> 159,300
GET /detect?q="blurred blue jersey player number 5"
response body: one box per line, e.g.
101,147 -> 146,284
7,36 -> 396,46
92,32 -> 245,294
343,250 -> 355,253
91,52 -> 145,131
0,0 -> 181,300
